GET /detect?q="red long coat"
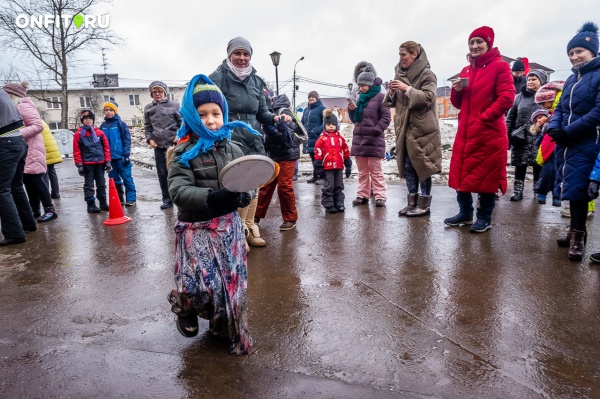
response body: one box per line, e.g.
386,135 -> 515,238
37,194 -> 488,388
314,130 -> 350,170
449,47 -> 515,194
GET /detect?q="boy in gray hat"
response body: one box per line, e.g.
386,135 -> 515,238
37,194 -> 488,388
144,81 -> 182,209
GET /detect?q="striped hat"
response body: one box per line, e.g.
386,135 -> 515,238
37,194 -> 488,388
192,80 -> 225,111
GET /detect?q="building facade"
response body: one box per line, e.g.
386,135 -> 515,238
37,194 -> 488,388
28,76 -> 185,130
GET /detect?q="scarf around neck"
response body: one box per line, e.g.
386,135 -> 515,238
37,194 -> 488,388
226,59 -> 253,81
81,124 -> 99,143
176,74 -> 260,167
354,85 -> 381,122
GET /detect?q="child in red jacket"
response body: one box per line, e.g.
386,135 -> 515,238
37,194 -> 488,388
314,109 -> 352,213
73,110 -> 112,213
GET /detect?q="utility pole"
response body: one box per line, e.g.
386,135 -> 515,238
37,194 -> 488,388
293,56 -> 304,112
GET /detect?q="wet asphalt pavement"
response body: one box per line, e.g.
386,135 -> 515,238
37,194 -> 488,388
1,161 -> 600,399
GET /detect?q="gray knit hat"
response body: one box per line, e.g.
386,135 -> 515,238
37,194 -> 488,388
527,69 -> 549,86
149,81 -> 168,96
227,37 -> 253,57
353,61 -> 377,83
356,66 -> 375,86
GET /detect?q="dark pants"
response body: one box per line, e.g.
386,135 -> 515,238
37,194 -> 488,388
83,164 -> 106,200
404,149 -> 432,195
309,152 -> 324,180
0,136 -> 36,239
321,169 -> 345,209
514,164 -> 541,183
570,200 -> 588,231
456,191 -> 496,222
256,160 -> 298,222
43,164 -> 60,197
23,173 -> 53,214
109,159 -> 137,201
154,147 -> 170,200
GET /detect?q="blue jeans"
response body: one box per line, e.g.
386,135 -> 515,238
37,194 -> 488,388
456,191 -> 496,222
109,159 -> 136,201
0,136 -> 36,239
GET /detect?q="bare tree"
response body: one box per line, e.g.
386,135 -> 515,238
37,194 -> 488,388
0,0 -> 122,128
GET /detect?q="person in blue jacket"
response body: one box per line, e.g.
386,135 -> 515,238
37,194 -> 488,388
547,22 -> 600,261
100,101 -> 136,206
301,91 -> 325,184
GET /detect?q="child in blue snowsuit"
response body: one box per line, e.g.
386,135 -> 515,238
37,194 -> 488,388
100,101 -> 137,206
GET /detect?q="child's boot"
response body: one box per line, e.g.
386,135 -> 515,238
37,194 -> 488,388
98,196 -> 109,211
116,184 -> 125,205
87,198 -> 101,213
38,206 -> 58,223
552,197 -> 561,207
536,194 -> 547,204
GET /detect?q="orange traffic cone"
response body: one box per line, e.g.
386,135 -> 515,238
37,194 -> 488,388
104,178 -> 132,226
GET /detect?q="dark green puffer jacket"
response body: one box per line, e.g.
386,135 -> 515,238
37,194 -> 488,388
209,60 -> 272,156
167,136 -> 250,222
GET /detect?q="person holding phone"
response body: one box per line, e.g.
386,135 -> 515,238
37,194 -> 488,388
347,63 -> 391,207
384,41 -> 441,217
445,26 -> 515,233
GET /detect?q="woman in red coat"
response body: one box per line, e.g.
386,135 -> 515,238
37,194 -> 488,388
445,26 -> 515,233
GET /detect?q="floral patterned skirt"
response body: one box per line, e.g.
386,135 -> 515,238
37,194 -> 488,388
171,212 -> 252,355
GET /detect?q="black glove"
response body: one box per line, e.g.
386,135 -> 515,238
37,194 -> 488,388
238,192 -> 252,208
547,128 -> 568,144
589,181 -> 600,200
104,162 -> 112,173
314,159 -> 323,168
123,156 -> 131,166
207,189 -> 245,217
76,164 -> 85,177
344,158 -> 352,178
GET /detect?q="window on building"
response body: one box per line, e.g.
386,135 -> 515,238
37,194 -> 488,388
103,95 -> 115,102
168,94 -> 175,101
45,97 -> 61,109
49,122 -> 60,130
79,96 -> 91,108
129,94 -> 140,106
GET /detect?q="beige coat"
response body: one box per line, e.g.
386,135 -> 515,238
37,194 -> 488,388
383,47 -> 441,180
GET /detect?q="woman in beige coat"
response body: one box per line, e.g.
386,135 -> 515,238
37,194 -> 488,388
384,41 -> 442,217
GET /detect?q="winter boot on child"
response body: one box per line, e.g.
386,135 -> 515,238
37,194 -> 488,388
87,198 -> 101,213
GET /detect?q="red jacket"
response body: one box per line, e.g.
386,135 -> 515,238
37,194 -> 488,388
73,126 -> 111,165
314,130 -> 350,170
449,47 -> 515,194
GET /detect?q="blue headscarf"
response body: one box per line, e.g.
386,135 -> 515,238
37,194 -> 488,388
176,74 -> 261,167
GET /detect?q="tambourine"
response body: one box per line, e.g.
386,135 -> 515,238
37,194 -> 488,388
218,155 -> 275,192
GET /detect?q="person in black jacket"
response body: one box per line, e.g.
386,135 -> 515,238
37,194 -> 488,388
0,88 -> 36,245
209,37 -> 291,248
506,69 -> 547,201
301,91 -> 325,183
256,94 -> 307,231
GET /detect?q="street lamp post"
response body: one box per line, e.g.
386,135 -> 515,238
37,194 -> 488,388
293,56 -> 305,112
269,51 -> 281,96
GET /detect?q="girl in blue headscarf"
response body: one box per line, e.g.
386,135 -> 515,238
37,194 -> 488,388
166,74 -> 261,355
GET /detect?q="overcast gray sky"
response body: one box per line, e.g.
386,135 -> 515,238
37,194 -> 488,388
2,0 -> 597,99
